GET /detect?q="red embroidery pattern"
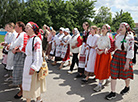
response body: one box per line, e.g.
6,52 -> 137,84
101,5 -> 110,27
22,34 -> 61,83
34,41 -> 41,51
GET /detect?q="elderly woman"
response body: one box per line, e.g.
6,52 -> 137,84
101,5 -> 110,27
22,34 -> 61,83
105,22 -> 134,100
68,28 -> 82,74
22,22 -> 46,102
52,27 -> 64,65
59,28 -> 72,69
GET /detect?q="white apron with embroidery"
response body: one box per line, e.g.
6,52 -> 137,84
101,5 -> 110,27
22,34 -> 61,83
60,34 -> 71,58
22,37 -> 43,91
55,33 -> 64,57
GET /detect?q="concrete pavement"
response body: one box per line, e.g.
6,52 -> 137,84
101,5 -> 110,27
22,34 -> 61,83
0,50 -> 138,102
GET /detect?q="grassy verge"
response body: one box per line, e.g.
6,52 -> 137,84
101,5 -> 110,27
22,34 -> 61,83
0,35 -> 5,49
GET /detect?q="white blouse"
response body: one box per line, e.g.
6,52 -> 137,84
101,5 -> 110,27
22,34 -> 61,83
115,34 -> 134,59
96,33 -> 111,50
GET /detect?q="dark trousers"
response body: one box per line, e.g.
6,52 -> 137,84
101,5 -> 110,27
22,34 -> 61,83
132,46 -> 137,64
70,53 -> 79,71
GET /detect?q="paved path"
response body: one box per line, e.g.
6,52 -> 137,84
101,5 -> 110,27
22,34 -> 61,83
0,50 -> 138,102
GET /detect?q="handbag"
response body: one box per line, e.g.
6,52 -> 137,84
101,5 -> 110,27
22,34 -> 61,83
32,36 -> 48,80
2,47 -> 8,54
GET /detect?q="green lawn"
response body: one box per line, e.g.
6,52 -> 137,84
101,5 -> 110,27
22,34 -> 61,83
0,35 -> 5,49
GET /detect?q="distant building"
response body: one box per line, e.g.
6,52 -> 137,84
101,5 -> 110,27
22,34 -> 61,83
134,23 -> 138,34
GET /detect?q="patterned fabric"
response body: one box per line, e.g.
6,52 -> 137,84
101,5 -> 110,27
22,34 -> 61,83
110,50 -> 133,80
12,52 -> 26,85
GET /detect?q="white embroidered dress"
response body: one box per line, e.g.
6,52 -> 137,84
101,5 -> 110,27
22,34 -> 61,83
60,34 -> 71,59
85,34 -> 100,72
55,33 -> 64,57
6,31 -> 18,70
22,36 -> 43,91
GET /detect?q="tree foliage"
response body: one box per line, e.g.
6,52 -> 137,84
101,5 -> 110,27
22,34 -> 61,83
0,0 -> 135,32
112,10 -> 135,31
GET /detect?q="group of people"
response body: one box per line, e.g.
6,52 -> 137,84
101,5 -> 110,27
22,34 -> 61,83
1,21 -> 46,102
42,21 -> 136,100
1,20 -> 137,101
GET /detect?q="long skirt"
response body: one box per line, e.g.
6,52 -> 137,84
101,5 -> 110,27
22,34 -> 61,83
12,52 -> 26,85
78,43 -> 86,73
46,43 -> 52,56
110,50 -> 133,80
23,72 -> 46,99
85,48 -> 97,76
94,53 -> 111,80
6,50 -> 14,70
42,38 -> 48,51
62,45 -> 70,62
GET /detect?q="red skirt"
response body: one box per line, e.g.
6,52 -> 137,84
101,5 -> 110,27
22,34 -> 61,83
110,50 -> 133,80
94,53 -> 111,80
62,45 -> 70,61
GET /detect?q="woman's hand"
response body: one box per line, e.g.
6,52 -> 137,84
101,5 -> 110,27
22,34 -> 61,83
124,59 -> 130,71
29,68 -> 35,75
97,49 -> 103,55
72,46 -> 76,49
104,48 -> 108,54
12,48 -> 16,54
0,42 -> 5,46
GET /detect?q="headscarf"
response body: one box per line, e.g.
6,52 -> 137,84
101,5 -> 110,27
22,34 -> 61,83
27,21 -> 39,35
105,24 -> 111,32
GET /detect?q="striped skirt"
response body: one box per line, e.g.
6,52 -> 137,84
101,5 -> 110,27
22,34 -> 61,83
110,50 -> 133,80
12,52 -> 26,85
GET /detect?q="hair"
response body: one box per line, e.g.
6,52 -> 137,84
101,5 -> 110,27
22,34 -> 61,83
16,21 -> 25,32
83,22 -> 89,31
132,30 -> 135,36
8,22 -> 15,29
91,26 -> 98,34
121,25 -> 128,51
52,30 -> 56,35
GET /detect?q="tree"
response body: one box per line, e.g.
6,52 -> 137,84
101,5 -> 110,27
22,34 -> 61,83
112,10 -> 135,31
93,6 -> 112,28
21,0 -> 52,27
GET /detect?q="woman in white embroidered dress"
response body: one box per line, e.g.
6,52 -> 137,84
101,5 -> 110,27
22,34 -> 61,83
59,28 -> 71,69
81,26 -> 100,82
22,22 -> 46,102
52,27 -> 64,65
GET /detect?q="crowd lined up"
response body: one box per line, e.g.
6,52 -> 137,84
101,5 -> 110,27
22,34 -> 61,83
0,21 -> 138,102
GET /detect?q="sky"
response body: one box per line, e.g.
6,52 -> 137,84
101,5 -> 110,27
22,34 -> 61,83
94,0 -> 138,23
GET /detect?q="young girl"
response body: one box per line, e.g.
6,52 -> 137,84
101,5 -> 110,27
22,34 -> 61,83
94,24 -> 114,91
105,22 -> 134,100
81,26 -> 100,82
76,22 -> 89,78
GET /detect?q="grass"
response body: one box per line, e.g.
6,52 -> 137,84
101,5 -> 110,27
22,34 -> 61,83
0,35 -> 5,49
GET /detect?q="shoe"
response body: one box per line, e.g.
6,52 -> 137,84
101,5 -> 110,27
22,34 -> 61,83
104,79 -> 110,86
68,70 -> 73,74
93,85 -> 102,92
14,92 -> 22,99
9,84 -> 18,87
4,77 -> 12,82
75,74 -> 83,78
120,86 -> 130,95
81,78 -> 88,83
105,92 -> 116,100
52,62 -> 56,66
59,63 -> 64,69
36,99 -> 43,102
4,74 -> 9,78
